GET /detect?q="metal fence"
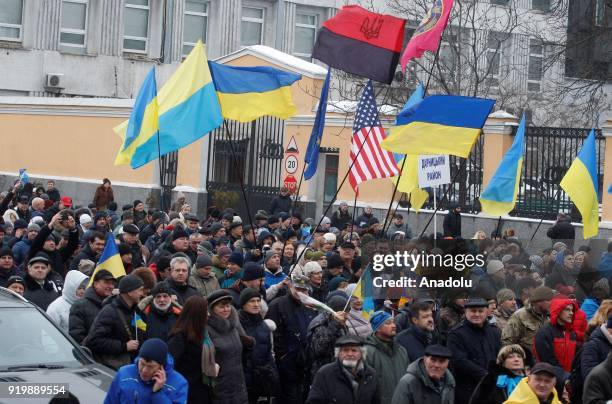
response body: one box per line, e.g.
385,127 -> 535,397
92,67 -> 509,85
513,127 -> 605,220
206,117 -> 285,217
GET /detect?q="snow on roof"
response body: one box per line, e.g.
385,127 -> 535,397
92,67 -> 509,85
327,100 -> 399,115
0,96 -> 133,108
214,45 -> 328,79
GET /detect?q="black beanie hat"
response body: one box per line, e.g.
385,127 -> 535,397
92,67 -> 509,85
139,338 -> 167,366
118,274 -> 144,294
172,228 -> 189,241
239,288 -> 261,308
242,262 -> 264,281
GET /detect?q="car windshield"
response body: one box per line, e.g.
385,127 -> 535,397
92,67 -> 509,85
0,307 -> 83,369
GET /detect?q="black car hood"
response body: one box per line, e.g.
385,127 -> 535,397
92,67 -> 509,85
0,364 -> 115,404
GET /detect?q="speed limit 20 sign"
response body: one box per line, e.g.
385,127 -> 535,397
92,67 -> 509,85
285,155 -> 298,174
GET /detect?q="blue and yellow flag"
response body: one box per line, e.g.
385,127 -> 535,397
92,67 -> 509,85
115,40 -> 223,168
560,129 -> 599,238
352,265 -> 375,320
87,233 -> 126,287
208,61 -> 301,123
304,69 -> 331,181
381,95 -> 495,158
479,115 -> 526,216
131,313 -> 147,332
392,84 -> 429,211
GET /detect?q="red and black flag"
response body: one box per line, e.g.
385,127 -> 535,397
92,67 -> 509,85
312,5 -> 406,84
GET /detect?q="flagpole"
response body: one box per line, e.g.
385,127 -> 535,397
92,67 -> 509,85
222,120 -> 255,232
350,192 -> 358,242
157,128 -> 165,212
381,157 -> 408,236
289,86 -> 392,276
527,187 -> 563,249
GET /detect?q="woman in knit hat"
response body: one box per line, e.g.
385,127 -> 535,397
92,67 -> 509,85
238,288 -> 280,403
469,344 -> 526,404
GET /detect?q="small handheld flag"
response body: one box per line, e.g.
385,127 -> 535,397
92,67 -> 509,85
560,129 -> 599,238
304,69 -> 331,181
87,233 -> 126,287
18,169 -> 29,184
479,115 -> 526,216
132,313 -> 147,333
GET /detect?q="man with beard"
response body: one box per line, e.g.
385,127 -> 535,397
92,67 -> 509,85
140,282 -> 181,342
307,335 -> 379,404
396,301 -> 439,363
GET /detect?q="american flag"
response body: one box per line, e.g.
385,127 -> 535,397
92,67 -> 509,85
349,81 -> 400,195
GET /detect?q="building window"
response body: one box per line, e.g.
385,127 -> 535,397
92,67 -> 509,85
439,39 -> 457,80
123,0 -> 149,53
595,0 -> 605,26
294,13 -> 317,61
486,31 -> 504,87
528,39 -> 543,92
241,6 -> 264,46
0,0 -> 23,41
60,0 -> 88,48
323,154 -> 339,204
531,0 -> 550,12
490,0 -> 509,5
183,0 -> 207,55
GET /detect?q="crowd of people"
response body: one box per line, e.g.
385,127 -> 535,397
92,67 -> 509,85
0,179 -> 611,404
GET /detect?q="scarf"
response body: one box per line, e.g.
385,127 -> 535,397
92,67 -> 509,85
496,373 -> 524,398
201,327 -> 217,386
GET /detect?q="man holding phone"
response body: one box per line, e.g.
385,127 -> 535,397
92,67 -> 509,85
104,338 -> 188,403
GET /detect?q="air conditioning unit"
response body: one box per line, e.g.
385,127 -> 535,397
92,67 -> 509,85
45,73 -> 64,91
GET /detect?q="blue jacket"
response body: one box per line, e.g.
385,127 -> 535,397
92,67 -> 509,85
580,298 -> 600,321
599,252 -> 612,279
264,268 -> 287,289
12,237 -> 32,267
104,354 -> 188,404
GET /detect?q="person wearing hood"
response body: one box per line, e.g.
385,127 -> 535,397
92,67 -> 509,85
447,298 -> 502,404
469,344 -> 527,404
308,294 -> 349,380
534,297 -> 579,375
189,254 -> 220,297
46,270 -> 88,332
139,282 -> 182,342
504,362 -> 561,404
163,256 -> 198,305
580,314 -> 612,383
443,203 -> 461,238
396,300 -> 439,363
344,283 -> 373,338
104,338 -> 188,404
239,288 -> 280,403
206,289 -> 251,404
391,344 -> 455,404
307,335 -> 379,404
23,252 -> 62,310
364,310 -> 409,403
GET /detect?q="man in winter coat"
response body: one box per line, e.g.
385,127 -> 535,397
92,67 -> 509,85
442,203 -> 461,238
391,344 -> 455,404
266,275 -> 317,404
547,213 -> 575,248
69,231 -> 106,272
502,286 -> 553,365
493,288 -> 518,332
69,269 -> 116,344
386,213 -> 412,239
140,282 -> 181,342
447,298 -> 502,404
581,315 -> 612,381
331,201 -> 352,231
364,310 -> 410,403
504,362 -> 562,404
438,288 -> 468,345
29,211 -> 79,278
583,351 -> 612,404
396,300 -> 439,363
86,275 -> 146,370
46,270 -> 88,332
189,253 -> 220,297
356,205 -> 375,230
269,186 -> 292,215
0,247 -> 20,287
23,252 -> 61,310
533,297 -> 579,374
12,223 -> 39,267
308,294 -> 349,378
104,338 -> 188,404
163,256 -> 198,305
307,335 -> 380,404
226,262 -> 266,311
118,224 -> 147,268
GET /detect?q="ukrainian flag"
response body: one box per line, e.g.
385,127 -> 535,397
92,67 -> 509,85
392,84 -> 429,211
381,95 -> 496,158
131,313 -> 147,332
560,129 -> 599,238
208,62 -> 301,123
115,40 -> 222,168
479,115 -> 526,216
352,265 -> 375,320
88,233 -> 126,287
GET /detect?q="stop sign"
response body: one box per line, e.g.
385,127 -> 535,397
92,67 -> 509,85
283,175 -> 298,194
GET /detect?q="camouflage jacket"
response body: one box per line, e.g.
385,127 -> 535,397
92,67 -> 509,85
501,304 -> 548,362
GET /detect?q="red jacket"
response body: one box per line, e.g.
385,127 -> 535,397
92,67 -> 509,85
533,298 -> 579,372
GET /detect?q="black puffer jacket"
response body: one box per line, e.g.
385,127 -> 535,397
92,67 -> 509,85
207,308 -> 248,404
142,303 -> 181,342
581,325 -> 612,381
163,278 -> 199,306
396,325 -> 439,364
69,243 -> 99,272
583,351 -> 612,404
239,310 -> 280,399
307,359 -> 380,404
69,287 -> 105,344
